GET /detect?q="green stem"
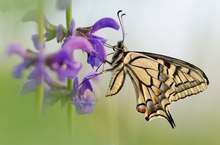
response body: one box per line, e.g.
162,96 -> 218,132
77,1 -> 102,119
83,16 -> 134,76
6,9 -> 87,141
37,84 -> 44,115
65,0 -> 72,30
37,0 -> 45,115
38,0 -> 44,42
67,79 -> 73,90
66,0 -> 73,135
67,78 -> 73,135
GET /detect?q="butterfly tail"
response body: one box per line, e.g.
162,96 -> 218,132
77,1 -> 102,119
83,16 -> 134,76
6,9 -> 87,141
166,110 -> 176,128
138,100 -> 176,128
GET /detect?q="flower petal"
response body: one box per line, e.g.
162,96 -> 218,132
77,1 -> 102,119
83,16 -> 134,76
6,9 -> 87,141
62,36 -> 94,53
56,24 -> 67,42
80,78 -> 93,95
87,38 -> 106,67
87,54 -> 100,68
90,38 -> 106,61
72,77 -> 79,98
69,19 -> 75,36
91,17 -> 120,33
73,98 -> 95,114
88,34 -> 107,43
7,43 -> 26,57
32,34 -> 45,50
51,50 -> 82,81
12,61 -> 29,79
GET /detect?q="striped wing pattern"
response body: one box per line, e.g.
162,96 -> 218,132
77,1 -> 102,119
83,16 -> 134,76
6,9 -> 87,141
106,63 -> 126,96
106,51 -> 209,128
124,52 -> 208,128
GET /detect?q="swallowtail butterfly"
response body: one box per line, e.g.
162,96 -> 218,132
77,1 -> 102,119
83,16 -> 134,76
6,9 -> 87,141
105,10 -> 209,128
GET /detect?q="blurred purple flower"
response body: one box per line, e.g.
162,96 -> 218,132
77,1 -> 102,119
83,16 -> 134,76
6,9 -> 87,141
72,77 -> 96,114
76,18 -> 120,67
49,50 -> 82,81
56,24 -> 66,42
7,43 -> 37,79
62,20 -> 94,54
32,34 -> 45,50
20,63 -> 52,95
47,19 -> 94,81
7,39 -> 53,95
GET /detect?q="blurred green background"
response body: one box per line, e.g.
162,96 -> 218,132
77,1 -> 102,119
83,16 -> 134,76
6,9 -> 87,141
0,0 -> 219,145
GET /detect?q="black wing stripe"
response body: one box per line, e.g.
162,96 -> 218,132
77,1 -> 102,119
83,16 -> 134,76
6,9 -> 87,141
125,51 -> 209,101
109,69 -> 122,90
126,62 -> 175,127
135,51 -> 209,85
106,68 -> 126,96
126,67 -> 146,105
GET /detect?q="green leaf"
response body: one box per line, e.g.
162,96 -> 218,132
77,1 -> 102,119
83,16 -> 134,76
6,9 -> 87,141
43,87 -> 71,110
45,23 -> 57,41
21,9 -> 38,23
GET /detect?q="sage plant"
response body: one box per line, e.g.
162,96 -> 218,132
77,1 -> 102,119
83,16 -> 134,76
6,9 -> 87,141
7,0 -> 119,115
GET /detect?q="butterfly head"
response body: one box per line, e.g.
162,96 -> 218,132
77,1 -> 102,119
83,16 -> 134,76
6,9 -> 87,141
113,40 -> 127,52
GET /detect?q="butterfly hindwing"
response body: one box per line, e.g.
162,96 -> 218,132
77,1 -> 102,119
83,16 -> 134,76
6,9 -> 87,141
123,52 -> 175,127
122,51 -> 208,127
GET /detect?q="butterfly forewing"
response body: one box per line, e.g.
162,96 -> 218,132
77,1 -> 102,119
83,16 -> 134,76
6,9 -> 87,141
140,52 -> 209,102
106,63 -> 126,96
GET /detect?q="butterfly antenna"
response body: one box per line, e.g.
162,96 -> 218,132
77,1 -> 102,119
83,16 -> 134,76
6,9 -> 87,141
117,10 -> 126,42
121,13 -> 126,42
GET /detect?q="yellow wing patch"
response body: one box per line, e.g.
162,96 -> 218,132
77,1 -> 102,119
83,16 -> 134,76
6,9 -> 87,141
122,52 -> 209,128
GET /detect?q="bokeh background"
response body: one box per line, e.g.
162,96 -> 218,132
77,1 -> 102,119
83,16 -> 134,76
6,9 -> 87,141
0,0 -> 219,145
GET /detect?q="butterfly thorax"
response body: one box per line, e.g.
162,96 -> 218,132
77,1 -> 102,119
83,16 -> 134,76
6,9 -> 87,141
111,41 -> 127,66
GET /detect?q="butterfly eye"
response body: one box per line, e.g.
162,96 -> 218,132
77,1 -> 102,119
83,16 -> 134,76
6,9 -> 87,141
117,41 -> 123,48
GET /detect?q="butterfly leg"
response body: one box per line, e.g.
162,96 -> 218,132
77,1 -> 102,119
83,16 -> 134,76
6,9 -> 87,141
79,67 -> 114,87
96,60 -> 112,72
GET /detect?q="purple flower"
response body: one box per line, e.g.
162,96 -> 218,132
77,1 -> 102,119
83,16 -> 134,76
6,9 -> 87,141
32,34 -> 46,50
56,24 -> 67,42
72,77 -> 96,114
49,50 -> 82,81
48,20 -> 94,81
76,18 -> 120,67
20,64 -> 52,95
7,39 -> 53,95
7,43 -> 37,79
62,20 -> 94,54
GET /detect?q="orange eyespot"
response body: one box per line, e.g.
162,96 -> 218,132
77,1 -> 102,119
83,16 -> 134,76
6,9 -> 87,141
137,104 -> 146,113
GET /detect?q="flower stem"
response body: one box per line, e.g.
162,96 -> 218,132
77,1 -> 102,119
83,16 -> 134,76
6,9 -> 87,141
37,0 -> 45,115
67,78 -> 73,135
37,84 -> 44,115
66,0 -> 72,30
67,78 -> 73,90
66,0 -> 73,135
